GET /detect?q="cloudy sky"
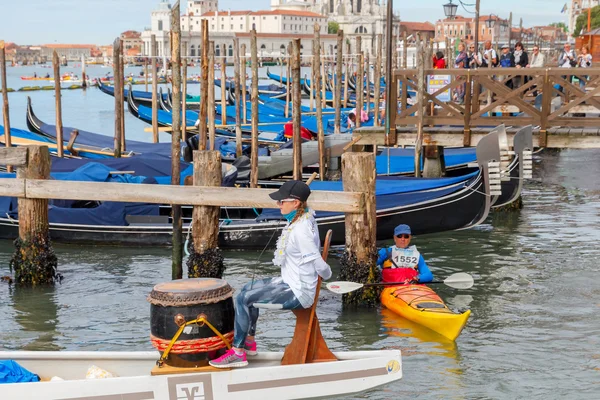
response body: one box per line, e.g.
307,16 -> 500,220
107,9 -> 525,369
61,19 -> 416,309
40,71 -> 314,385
3,0 -> 570,45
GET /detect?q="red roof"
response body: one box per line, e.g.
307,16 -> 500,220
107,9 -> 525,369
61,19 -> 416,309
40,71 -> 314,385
250,10 -> 325,17
201,9 -> 325,18
401,21 -> 435,31
201,11 -> 252,17
121,30 -> 141,39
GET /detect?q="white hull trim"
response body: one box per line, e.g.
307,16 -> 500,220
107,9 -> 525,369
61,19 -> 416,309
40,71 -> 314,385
0,350 -> 402,400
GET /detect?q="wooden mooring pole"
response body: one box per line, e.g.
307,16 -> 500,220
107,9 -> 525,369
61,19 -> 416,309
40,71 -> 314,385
199,20 -> 209,150
285,44 -> 291,118
120,41 -> 126,152
241,44 -> 248,123
112,40 -> 122,158
208,41 -> 216,151
340,152 -> 377,306
374,34 -> 382,127
415,38 -> 426,178
187,150 -> 224,279
52,51 -> 64,158
233,37 -> 242,157
1,41 -> 13,172
314,24 -> 326,181
170,1 -> 183,280
334,30 -> 343,134
292,38 -> 302,181
220,55 -> 227,128
356,36 -> 363,129
10,146 -> 59,286
250,30 -> 259,188
344,41 -> 350,109
151,34 -> 159,143
182,50 -> 188,142
144,57 -> 148,93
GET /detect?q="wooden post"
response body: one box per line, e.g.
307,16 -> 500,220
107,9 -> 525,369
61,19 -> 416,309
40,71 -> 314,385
250,30 -> 259,188
340,152 -> 377,307
187,150 -> 224,279
81,54 -> 87,89
320,48 -> 326,109
199,20 -> 209,150
1,41 -> 13,171
182,49 -> 188,142
309,49 -> 315,111
334,30 -> 343,134
241,44 -> 247,123
120,41 -> 126,152
292,38 -> 302,181
170,1 -> 183,280
365,53 -> 370,116
144,57 -> 148,92
112,41 -> 122,158
539,70 -> 551,147
285,44 -> 291,118
208,41 -> 216,151
220,55 -> 227,126
356,47 -> 364,129
463,71 -> 472,146
11,146 -> 59,286
314,25 -> 326,181
52,51 -> 64,158
402,31 -> 408,69
374,34 -> 382,127
344,41 -> 350,109
415,39 -> 426,178
151,35 -> 159,143
233,37 -> 242,157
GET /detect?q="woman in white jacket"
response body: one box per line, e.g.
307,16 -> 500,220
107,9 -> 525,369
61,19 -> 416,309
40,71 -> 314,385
210,180 -> 332,368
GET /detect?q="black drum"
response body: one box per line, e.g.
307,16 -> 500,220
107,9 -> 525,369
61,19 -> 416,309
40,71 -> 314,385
148,278 -> 234,365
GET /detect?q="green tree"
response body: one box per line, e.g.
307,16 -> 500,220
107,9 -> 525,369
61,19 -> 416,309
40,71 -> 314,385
328,21 -> 340,34
573,6 -> 600,37
549,22 -> 568,33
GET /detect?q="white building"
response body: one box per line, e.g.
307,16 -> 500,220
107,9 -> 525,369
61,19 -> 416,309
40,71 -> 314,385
569,0 -> 600,37
141,0 -> 335,60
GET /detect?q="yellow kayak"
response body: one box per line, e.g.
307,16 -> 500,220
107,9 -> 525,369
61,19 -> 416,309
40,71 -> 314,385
381,285 -> 470,341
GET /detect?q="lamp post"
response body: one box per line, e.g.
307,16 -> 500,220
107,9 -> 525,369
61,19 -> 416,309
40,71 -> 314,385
486,15 -> 497,47
443,0 -> 480,52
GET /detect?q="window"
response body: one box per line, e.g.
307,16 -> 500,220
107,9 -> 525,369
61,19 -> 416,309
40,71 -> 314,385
280,44 -> 286,53
212,25 -> 214,30
196,21 -> 199,24
221,24 -> 224,29
231,24 -> 233,29
191,45 -> 196,57
261,44 -> 266,49
252,23 -> 256,30
215,44 -> 220,56
158,20 -> 163,30
240,24 -> 243,29
228,44 -> 233,56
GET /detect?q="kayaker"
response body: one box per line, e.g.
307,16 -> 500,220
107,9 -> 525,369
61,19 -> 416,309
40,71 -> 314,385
209,180 -> 332,369
376,224 -> 433,284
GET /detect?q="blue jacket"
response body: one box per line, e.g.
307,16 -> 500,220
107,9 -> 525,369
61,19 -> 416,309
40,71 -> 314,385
376,246 -> 434,283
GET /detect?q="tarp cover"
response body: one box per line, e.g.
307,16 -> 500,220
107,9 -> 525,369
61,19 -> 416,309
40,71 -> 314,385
0,360 -> 40,384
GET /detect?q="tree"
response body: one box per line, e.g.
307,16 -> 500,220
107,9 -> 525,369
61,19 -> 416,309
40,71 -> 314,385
328,21 -> 340,34
573,6 -> 600,37
549,22 -> 568,33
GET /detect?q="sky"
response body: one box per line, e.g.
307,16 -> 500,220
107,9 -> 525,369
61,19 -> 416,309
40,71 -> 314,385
0,0 -> 571,45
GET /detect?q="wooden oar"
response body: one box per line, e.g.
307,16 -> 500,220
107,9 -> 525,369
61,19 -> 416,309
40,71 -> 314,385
326,272 -> 474,294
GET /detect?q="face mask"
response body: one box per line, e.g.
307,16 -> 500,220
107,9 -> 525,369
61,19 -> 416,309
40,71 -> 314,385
283,209 -> 297,222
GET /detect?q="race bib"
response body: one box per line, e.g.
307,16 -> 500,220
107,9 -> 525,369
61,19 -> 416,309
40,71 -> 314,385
390,246 -> 420,269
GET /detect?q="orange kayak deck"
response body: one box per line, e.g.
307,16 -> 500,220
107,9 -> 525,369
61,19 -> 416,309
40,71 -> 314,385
381,285 -> 470,341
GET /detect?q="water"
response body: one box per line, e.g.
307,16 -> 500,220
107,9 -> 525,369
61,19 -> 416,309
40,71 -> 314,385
1,64 -> 600,398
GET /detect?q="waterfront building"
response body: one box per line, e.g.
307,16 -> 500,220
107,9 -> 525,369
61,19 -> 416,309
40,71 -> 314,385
39,44 -> 95,61
569,0 -> 599,37
141,0 -> 396,58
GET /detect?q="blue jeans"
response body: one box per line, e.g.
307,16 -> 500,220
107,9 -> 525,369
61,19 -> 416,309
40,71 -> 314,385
233,277 -> 303,348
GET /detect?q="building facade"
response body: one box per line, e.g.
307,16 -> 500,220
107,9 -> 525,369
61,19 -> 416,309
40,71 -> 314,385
569,0 -> 599,37
40,44 -> 94,61
141,0 -> 397,58
435,15 -> 510,46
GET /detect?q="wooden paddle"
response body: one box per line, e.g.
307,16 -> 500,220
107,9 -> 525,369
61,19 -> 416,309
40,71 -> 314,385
326,273 -> 474,294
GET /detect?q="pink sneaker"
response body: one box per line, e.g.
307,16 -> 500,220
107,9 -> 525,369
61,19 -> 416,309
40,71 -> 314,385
244,340 -> 257,356
209,348 -> 248,368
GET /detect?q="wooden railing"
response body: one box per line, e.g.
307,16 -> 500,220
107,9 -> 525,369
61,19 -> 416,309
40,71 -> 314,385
389,67 -> 600,147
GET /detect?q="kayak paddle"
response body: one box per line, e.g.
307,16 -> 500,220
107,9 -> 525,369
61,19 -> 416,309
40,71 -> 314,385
326,272 -> 474,294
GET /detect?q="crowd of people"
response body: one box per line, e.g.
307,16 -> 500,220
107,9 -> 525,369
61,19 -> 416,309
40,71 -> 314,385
432,40 -> 593,103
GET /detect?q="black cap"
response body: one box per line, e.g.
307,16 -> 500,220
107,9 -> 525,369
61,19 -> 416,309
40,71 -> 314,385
269,180 -> 311,202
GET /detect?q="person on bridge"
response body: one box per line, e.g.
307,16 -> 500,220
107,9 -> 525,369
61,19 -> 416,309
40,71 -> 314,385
209,181 -> 332,369
482,40 -> 498,68
376,224 -> 434,284
577,45 -> 592,91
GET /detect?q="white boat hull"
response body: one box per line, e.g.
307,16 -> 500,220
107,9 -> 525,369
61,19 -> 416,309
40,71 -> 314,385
0,350 -> 402,400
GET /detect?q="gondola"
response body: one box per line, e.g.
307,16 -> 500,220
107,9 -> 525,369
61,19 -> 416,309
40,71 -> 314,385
97,79 -> 166,104
215,78 -> 287,100
266,67 -> 307,86
26,97 -> 174,157
0,129 -> 501,248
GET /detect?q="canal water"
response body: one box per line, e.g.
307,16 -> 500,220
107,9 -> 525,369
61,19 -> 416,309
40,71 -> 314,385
1,65 -> 600,398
